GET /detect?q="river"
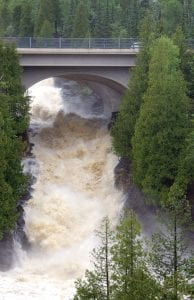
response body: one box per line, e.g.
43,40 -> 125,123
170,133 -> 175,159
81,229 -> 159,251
0,78 -> 124,299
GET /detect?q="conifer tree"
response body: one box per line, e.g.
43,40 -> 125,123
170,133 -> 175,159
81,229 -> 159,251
74,217 -> 113,299
0,42 -> 29,238
39,20 -> 54,38
111,211 -> 160,299
12,5 -> 22,36
0,1 -> 10,36
112,12 -> 156,159
72,0 -> 90,38
19,2 -> 34,37
150,199 -> 193,299
132,36 -> 191,203
35,0 -> 55,37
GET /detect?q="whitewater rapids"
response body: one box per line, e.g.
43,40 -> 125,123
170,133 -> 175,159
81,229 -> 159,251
0,79 -> 124,299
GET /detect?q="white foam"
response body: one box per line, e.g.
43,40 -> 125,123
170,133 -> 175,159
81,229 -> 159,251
0,79 -> 124,299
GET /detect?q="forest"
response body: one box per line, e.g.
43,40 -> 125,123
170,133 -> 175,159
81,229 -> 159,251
0,0 -> 194,39
1,0 -> 194,299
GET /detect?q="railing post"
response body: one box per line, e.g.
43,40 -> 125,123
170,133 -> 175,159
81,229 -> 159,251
59,37 -> 62,48
118,37 -> 121,49
29,37 -> 32,48
89,37 -> 91,49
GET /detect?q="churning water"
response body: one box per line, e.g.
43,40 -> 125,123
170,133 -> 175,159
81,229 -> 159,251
0,79 -> 124,299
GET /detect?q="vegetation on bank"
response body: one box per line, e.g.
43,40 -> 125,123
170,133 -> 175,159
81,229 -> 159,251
0,0 -> 194,298
112,15 -> 194,207
0,42 -> 29,238
74,211 -> 194,300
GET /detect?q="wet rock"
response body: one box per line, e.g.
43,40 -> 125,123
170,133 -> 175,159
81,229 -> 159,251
0,232 -> 14,271
114,158 -> 158,236
15,190 -> 32,251
108,111 -> 119,131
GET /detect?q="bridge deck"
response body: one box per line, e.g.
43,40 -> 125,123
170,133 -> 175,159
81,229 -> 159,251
17,48 -> 139,55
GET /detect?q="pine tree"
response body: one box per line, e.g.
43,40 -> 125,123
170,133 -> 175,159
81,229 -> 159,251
112,12 -> 157,159
19,2 -> 34,37
74,217 -> 113,299
0,100 -> 17,239
0,1 -> 10,36
111,210 -> 160,299
160,0 -> 184,35
12,4 -> 22,36
35,0 -> 55,37
71,0 -> 90,38
132,36 -> 191,203
64,0 -> 78,37
150,199 -> 193,299
39,20 -> 54,38
173,26 -> 194,99
0,42 -> 29,238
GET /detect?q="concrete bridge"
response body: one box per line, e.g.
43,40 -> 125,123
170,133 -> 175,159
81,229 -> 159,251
18,48 -> 137,91
7,37 -> 138,111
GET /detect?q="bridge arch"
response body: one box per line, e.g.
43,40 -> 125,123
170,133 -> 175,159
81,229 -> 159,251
23,68 -> 130,92
24,68 -> 131,113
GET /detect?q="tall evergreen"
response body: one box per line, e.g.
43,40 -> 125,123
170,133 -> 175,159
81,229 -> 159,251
12,4 -> 22,36
112,12 -> 157,159
150,200 -> 193,299
0,1 -> 10,36
132,36 -> 191,203
111,211 -> 160,299
35,0 -> 55,37
0,42 -> 29,238
74,217 -> 113,299
71,0 -> 90,38
19,2 -> 34,37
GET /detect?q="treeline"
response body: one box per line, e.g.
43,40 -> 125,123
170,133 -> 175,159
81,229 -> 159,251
0,42 -> 29,238
74,209 -> 194,300
0,0 -> 194,38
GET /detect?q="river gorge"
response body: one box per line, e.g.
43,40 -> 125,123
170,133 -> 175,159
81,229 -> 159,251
0,78 -> 124,299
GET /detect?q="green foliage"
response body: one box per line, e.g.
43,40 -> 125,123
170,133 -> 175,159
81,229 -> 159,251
150,200 -> 193,299
112,12 -> 157,159
72,1 -> 90,38
1,0 -> 194,39
111,211 -> 160,300
74,212 -> 161,299
74,217 -> 113,299
0,42 -> 29,238
173,26 -> 194,99
35,0 -> 55,36
39,20 -> 54,38
132,36 -> 191,203
160,0 -> 184,35
19,2 -> 34,37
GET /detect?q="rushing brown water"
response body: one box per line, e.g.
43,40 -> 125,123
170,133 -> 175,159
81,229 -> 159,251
0,79 -> 124,299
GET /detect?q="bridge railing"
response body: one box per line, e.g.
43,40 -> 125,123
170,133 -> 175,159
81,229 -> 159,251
1,37 -> 140,49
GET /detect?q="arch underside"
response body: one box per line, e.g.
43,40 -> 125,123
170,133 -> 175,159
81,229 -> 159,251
23,67 -> 130,91
23,67 -> 131,112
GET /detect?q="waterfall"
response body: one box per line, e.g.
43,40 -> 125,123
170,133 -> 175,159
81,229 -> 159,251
0,78 -> 124,299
